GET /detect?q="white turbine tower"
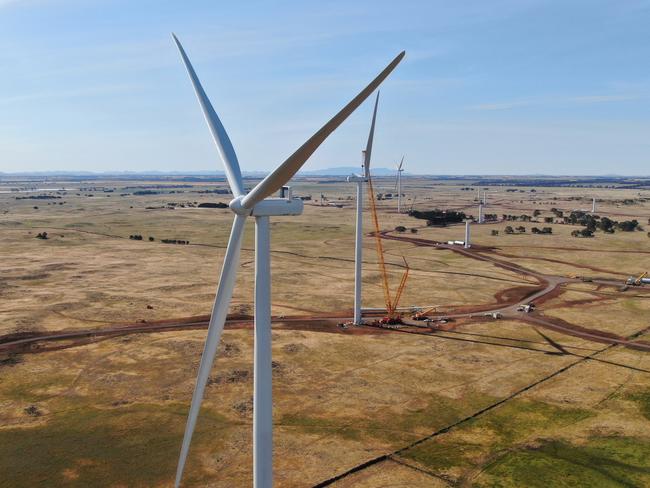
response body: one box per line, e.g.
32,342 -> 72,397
171,33 -> 404,488
396,156 -> 405,213
346,92 -> 380,325
464,219 -> 471,248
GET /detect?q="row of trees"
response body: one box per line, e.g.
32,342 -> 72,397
395,226 -> 418,233
504,226 -> 527,234
571,229 -> 594,238
566,211 -> 641,234
161,239 -> 190,245
409,209 -> 467,226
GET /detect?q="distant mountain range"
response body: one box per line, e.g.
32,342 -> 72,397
0,167 -> 402,177
300,166 -> 399,176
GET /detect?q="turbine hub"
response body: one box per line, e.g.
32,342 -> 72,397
229,196 -> 250,216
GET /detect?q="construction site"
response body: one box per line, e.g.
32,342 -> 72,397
2,169 -> 650,487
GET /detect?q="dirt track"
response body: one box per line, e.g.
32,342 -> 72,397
3,227 -> 649,356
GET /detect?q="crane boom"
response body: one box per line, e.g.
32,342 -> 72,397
367,175 -> 393,313
366,174 -> 409,320
392,257 -> 410,315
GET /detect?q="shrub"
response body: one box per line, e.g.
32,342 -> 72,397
198,202 -> 228,208
395,226 -> 407,233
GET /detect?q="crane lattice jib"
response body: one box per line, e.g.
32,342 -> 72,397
367,175 -> 393,315
392,257 -> 410,315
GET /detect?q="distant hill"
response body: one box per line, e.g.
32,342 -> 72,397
299,166 -> 399,176
0,167 -> 399,177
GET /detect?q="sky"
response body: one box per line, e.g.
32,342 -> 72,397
1,0 -> 649,175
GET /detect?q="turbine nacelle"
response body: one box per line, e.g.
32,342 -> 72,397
229,194 -> 304,217
347,174 -> 367,183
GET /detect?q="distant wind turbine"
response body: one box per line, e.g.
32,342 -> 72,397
171,33 -> 404,488
396,156 -> 405,213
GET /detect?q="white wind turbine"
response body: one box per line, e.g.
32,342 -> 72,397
396,156 -> 405,213
171,33 -> 404,488
346,92 -> 380,325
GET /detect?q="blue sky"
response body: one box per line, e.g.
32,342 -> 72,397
1,0 -> 649,175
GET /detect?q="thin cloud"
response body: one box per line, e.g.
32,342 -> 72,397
0,83 -> 142,106
469,93 -> 643,111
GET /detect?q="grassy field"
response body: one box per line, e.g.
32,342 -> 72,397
1,175 -> 650,487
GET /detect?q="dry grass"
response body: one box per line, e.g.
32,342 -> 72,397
1,177 -> 650,487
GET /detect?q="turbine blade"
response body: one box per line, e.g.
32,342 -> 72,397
398,155 -> 404,170
175,214 -> 247,488
172,33 -> 245,198
241,51 -> 406,208
363,91 -> 380,179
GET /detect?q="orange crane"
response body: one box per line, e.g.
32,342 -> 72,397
367,174 -> 409,323
412,306 -> 437,321
626,271 -> 648,286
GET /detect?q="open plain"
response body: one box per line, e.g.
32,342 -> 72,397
2,175 -> 650,487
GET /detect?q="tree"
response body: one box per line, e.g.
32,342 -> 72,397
505,226 -> 514,234
542,227 -> 553,234
148,236 -> 155,242
395,226 -> 407,233
618,220 -> 639,232
533,210 -> 541,217
599,217 -> 615,233
36,232 -> 48,240
531,227 -> 540,234
491,230 -> 499,236
410,228 -> 418,234
544,217 -> 554,223
516,226 -> 526,233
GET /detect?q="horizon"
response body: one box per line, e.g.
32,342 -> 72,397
2,168 -> 650,178
2,1 -> 650,175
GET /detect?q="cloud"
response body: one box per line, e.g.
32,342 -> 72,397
468,93 -> 644,111
469,99 -> 535,111
0,83 -> 141,106
568,94 -> 639,103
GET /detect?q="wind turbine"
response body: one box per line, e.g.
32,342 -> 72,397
396,156 -> 405,213
171,33 -> 404,488
346,92 -> 380,325
477,190 -> 485,223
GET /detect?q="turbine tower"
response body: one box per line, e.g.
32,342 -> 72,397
171,33 -> 404,488
396,156 -> 405,213
346,93 -> 380,325
592,197 -> 596,213
464,219 -> 471,248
